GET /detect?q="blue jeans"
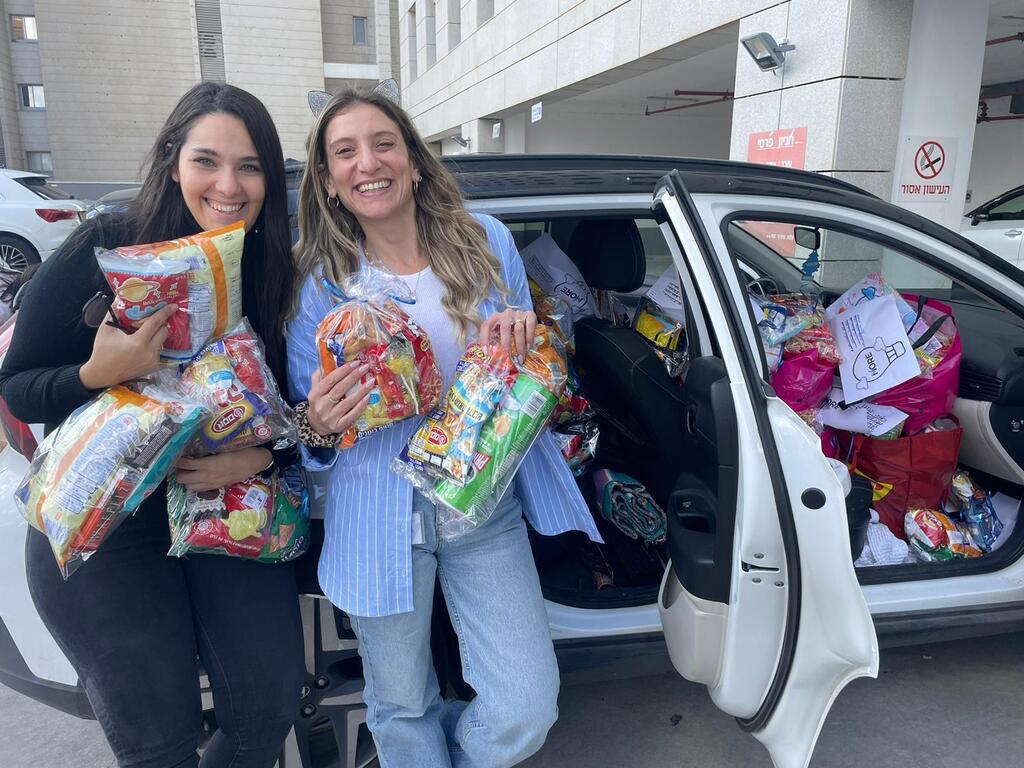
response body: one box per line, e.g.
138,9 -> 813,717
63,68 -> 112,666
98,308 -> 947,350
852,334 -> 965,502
349,491 -> 559,768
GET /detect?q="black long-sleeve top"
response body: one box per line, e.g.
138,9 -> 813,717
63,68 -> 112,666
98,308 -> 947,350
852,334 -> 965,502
0,212 -> 293,455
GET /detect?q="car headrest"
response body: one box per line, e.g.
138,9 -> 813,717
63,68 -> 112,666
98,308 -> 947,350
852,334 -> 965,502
567,219 -> 646,293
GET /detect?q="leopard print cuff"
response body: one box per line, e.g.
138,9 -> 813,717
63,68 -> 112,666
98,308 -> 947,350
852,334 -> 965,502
294,401 -> 340,449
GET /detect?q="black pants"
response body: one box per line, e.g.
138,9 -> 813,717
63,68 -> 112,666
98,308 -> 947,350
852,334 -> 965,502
26,492 -> 306,768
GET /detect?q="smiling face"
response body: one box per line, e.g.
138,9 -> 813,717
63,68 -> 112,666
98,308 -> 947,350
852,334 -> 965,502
172,112 -> 266,233
322,102 -> 421,228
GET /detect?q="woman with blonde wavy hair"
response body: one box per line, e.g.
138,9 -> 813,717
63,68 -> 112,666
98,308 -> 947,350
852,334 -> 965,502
285,86 -> 600,768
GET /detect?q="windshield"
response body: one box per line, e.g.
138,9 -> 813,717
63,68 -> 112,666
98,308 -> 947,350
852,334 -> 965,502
15,176 -> 73,200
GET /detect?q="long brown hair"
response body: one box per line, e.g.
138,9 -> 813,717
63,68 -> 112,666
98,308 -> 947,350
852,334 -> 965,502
293,88 -> 507,340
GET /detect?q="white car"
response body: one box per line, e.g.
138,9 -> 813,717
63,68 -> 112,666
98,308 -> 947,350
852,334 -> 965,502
0,169 -> 87,272
961,185 -> 1024,266
2,156 -> 1024,768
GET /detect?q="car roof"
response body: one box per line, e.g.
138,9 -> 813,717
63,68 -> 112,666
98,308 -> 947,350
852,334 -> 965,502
439,153 -> 876,202
0,168 -> 47,181
967,184 -> 1024,217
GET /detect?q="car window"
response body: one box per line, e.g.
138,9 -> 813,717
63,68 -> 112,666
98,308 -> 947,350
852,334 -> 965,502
987,191 -> 1024,220
14,176 -> 72,200
731,218 -> 994,308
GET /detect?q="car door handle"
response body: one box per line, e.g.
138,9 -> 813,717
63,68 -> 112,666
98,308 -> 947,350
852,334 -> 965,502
1006,229 -> 1023,238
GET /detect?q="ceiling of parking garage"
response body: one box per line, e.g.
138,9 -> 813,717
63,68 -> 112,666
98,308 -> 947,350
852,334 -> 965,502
985,0 -> 1024,85
557,36 -> 738,118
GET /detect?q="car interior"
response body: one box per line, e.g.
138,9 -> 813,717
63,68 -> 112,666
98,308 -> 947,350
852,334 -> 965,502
500,211 -> 1024,610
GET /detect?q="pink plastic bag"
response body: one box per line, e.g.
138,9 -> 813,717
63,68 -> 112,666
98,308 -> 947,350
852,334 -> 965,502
871,297 -> 961,435
771,349 -> 835,413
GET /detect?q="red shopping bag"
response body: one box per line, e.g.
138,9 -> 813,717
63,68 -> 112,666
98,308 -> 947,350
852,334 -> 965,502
836,426 -> 963,539
771,349 -> 835,413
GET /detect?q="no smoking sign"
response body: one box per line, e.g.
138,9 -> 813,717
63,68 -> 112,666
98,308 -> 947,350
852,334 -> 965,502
898,135 -> 957,203
914,141 -> 945,179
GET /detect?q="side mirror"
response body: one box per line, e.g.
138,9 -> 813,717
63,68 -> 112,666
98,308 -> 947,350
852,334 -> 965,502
970,213 -> 988,226
794,225 -> 821,251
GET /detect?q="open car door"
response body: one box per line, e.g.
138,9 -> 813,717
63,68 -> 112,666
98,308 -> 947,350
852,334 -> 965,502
653,171 -> 878,768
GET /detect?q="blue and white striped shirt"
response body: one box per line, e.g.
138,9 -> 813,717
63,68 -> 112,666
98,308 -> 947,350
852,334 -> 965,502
286,214 -> 602,617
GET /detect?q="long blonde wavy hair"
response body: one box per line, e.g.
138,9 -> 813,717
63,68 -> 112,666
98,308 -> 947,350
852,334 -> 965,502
293,88 -> 509,341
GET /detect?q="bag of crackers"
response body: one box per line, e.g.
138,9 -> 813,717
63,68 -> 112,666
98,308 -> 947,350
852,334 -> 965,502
96,222 -> 245,364
315,270 -> 443,449
393,324 -> 568,539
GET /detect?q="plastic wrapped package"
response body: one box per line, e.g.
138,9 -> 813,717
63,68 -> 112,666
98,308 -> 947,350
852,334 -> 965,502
554,420 -> 599,476
824,273 -> 916,323
316,272 -> 444,449
750,293 -> 820,347
905,507 -> 983,562
633,297 -> 687,377
394,325 -> 569,539
528,278 -> 574,352
949,470 -> 1003,552
167,464 -> 310,562
164,320 -> 295,456
96,222 -> 245,363
551,362 -> 592,426
15,385 -> 207,578
784,322 -> 839,365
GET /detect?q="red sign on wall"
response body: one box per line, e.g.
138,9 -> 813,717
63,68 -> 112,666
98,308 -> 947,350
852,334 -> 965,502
747,127 -> 808,170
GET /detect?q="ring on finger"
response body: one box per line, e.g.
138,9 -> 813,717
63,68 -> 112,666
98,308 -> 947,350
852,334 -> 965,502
328,393 -> 341,404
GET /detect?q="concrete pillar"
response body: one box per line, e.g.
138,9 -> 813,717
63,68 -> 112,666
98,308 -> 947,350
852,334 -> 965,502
729,0 -> 915,284
375,0 -> 394,81
399,0 -> 417,85
503,111 -> 527,154
415,0 -> 436,75
889,0 -> 989,231
436,0 -> 461,59
0,28 -> 24,169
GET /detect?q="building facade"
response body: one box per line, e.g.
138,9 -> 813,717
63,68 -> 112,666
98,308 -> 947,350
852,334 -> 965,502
0,0 -> 400,184
397,0 -> 1023,234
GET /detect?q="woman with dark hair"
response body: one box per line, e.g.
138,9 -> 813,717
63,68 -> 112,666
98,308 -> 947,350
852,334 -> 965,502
0,82 -> 303,767
287,87 -> 601,768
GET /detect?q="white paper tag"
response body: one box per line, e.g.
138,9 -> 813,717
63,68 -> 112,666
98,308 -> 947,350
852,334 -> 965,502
816,386 -> 909,436
241,486 -> 269,511
519,233 -> 597,319
828,295 -> 920,403
412,511 -> 425,546
645,266 -> 685,323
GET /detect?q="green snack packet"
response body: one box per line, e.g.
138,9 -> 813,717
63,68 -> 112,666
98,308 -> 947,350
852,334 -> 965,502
434,375 -> 557,534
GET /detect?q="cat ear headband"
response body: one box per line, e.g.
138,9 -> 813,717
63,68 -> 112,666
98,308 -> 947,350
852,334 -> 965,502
307,78 -> 401,117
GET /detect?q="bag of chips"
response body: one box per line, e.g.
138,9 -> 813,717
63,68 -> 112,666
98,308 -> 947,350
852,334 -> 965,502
529,278 -> 574,353
165,319 -> 295,457
905,507 -> 983,562
750,293 -> 819,347
16,385 -> 206,578
167,464 -> 310,562
315,271 -> 443,449
96,222 -> 245,364
949,470 -> 1003,552
394,325 -> 569,539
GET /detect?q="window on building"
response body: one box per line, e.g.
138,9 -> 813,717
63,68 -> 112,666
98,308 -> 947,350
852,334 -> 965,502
477,0 -> 494,24
353,16 -> 368,46
10,15 -> 38,41
25,151 -> 52,175
18,84 -> 45,110
408,8 -> 418,81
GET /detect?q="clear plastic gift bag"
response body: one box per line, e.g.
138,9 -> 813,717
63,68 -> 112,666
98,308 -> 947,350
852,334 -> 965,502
167,463 -> 310,562
157,319 -> 295,457
393,325 -> 568,540
16,384 -> 207,578
315,270 -> 444,449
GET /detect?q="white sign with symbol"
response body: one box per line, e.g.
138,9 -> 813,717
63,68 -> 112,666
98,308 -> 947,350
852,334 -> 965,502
827,295 -> 920,403
897,136 -> 958,203
531,102 -> 543,123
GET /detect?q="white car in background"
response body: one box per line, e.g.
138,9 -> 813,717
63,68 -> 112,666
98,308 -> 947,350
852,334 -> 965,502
0,169 -> 87,273
962,185 -> 1024,267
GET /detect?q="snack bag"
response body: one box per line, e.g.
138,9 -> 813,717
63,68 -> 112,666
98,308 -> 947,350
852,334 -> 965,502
394,325 -> 569,539
554,420 -> 599,476
949,470 -> 1003,552
824,273 -> 916,323
96,222 -> 245,363
167,464 -> 309,562
15,385 -> 206,578
529,278 -> 574,352
750,293 -> 818,347
784,322 -> 839,365
905,507 -> 983,562
402,343 -> 518,484
169,320 -> 295,456
315,271 -> 443,449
